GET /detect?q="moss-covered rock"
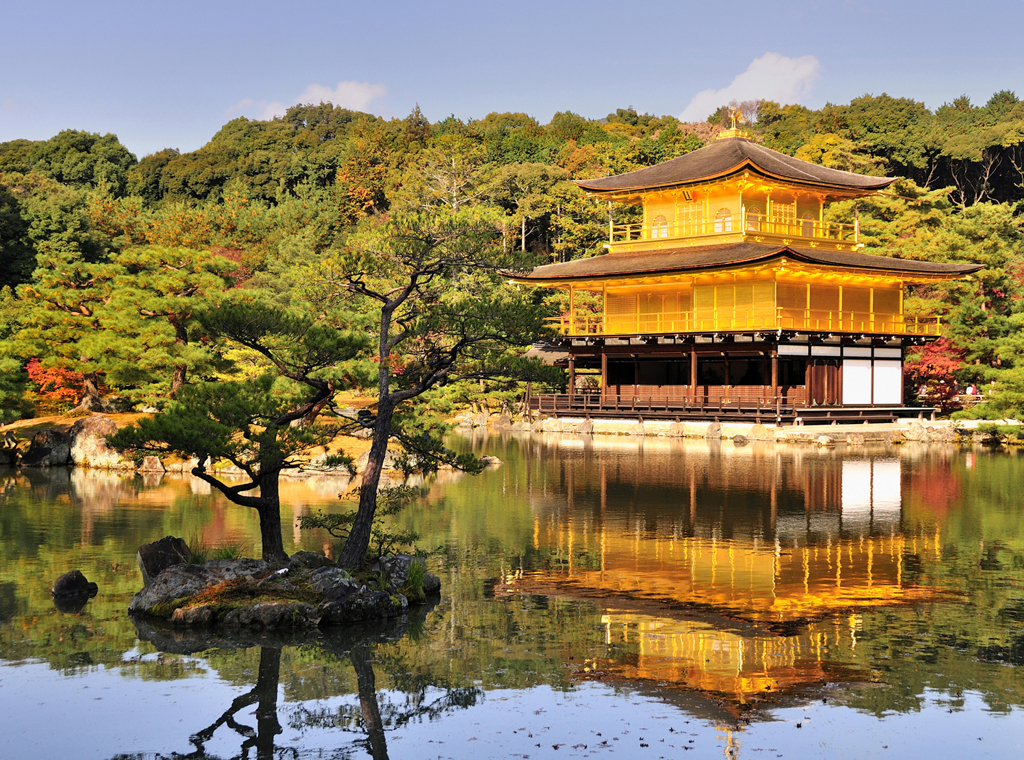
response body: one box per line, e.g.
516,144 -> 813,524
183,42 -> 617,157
128,552 -> 439,630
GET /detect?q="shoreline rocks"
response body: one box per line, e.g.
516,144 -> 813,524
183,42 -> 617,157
480,415 -> 1003,448
128,549 -> 440,631
137,536 -> 192,586
23,429 -> 71,467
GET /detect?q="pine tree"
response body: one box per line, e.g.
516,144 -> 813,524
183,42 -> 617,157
101,245 -> 236,399
110,298 -> 368,562
14,252 -> 119,410
312,207 -> 554,568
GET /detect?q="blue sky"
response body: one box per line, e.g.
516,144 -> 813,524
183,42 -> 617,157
2,0 -> 1022,158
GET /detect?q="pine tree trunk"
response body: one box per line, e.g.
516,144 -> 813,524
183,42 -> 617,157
256,472 -> 288,563
76,372 -> 104,411
169,320 -> 188,398
337,396 -> 394,568
170,365 -> 187,398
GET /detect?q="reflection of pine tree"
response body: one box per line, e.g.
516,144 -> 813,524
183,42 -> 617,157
289,633 -> 482,760
182,646 -> 283,760
351,643 -> 389,760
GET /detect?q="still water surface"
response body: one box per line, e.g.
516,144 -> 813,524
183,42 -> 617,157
1,433 -> 1023,759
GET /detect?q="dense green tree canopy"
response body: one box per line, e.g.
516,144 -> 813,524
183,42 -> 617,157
1,89 -> 1024,424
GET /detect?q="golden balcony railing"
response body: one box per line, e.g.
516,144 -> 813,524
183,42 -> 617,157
748,212 -> 856,241
547,308 -> 940,337
609,208 -> 858,245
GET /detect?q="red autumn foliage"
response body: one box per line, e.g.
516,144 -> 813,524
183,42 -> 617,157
25,359 -> 84,403
903,338 -> 965,412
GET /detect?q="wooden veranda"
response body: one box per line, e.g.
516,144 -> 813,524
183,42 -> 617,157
528,392 -> 932,424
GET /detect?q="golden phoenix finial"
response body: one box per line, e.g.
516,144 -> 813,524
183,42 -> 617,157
727,106 -> 745,130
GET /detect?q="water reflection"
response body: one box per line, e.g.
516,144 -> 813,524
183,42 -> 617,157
503,437 -> 940,618
187,646 -> 283,759
3,437 -> 1024,757
118,607 -> 479,760
451,432 -> 966,707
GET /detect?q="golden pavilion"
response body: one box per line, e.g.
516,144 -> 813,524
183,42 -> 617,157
513,131 -> 981,422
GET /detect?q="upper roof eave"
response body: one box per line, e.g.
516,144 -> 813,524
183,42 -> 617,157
573,137 -> 895,195
507,242 -> 982,284
574,159 -> 896,196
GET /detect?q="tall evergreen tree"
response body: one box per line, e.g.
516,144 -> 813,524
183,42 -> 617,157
103,245 -> 236,398
311,207 -> 553,567
110,298 -> 368,562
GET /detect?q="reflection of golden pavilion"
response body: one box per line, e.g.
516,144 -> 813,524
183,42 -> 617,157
504,442 -> 950,705
529,529 -> 938,621
584,611 -> 857,705
520,445 -> 937,620
539,523 -> 942,704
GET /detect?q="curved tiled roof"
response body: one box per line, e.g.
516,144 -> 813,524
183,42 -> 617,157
512,243 -> 981,282
575,138 -> 894,194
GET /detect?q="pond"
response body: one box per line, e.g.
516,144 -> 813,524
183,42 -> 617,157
1,433 -> 1023,759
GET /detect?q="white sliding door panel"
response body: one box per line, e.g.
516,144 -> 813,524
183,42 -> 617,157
842,359 -> 872,404
873,360 -> 902,405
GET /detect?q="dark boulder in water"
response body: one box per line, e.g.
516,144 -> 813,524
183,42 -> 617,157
51,570 -> 98,612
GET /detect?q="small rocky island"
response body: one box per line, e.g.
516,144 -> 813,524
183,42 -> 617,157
129,537 -> 440,630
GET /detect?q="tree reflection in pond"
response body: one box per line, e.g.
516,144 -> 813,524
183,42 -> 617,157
185,647 -> 282,760
294,624 -> 482,760
116,610 -> 480,760
5,438 -> 1024,758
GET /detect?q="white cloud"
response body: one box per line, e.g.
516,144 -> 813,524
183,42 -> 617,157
226,80 -> 387,121
679,53 -> 822,123
225,97 -> 289,120
295,81 -> 387,111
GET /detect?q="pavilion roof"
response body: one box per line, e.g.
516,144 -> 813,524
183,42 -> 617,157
511,242 -> 982,283
574,137 -> 894,194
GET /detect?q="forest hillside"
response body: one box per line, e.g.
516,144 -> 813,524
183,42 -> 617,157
1,93 -> 1023,421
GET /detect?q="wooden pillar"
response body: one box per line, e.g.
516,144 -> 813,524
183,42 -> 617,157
806,359 -> 814,405
569,285 -> 575,335
899,346 -> 904,405
633,355 -> 639,402
870,357 -> 875,406
771,349 -> 779,400
601,283 -> 607,335
690,345 -> 698,402
601,351 -> 608,402
568,356 -> 576,398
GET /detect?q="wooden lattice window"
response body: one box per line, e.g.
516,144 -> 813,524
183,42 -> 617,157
651,214 -> 669,239
714,208 -> 733,233
774,201 -> 796,222
676,201 -> 702,235
774,201 -> 796,234
801,213 -> 815,237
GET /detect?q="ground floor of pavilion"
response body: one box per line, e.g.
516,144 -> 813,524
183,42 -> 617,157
527,331 -> 934,424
